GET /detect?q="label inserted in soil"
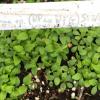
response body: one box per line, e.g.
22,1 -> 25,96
0,0 -> 100,30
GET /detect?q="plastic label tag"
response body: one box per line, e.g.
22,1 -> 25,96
0,0 -> 100,30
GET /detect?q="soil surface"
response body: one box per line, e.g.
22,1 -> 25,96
20,69 -> 100,100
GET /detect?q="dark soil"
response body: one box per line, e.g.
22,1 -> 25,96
20,69 -> 100,100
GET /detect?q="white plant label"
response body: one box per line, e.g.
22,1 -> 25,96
0,0 -> 100,30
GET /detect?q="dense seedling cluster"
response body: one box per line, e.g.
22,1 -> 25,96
0,27 -> 100,99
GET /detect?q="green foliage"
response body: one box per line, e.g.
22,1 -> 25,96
1,84 -> 14,94
23,73 -> 32,85
91,86 -> 97,95
13,55 -> 21,66
0,92 -> 6,100
17,85 -> 27,95
9,77 -> 20,86
0,27 -> 100,99
54,77 -> 60,86
17,32 -> 28,41
92,53 -> 100,64
67,82 -> 73,88
59,83 -> 66,92
13,45 -> 24,52
72,73 -> 82,80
